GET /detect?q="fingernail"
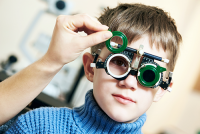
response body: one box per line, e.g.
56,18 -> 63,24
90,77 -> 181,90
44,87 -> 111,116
104,31 -> 112,39
102,25 -> 109,29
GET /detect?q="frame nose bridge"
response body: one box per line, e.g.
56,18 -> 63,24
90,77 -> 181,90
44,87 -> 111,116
122,72 -> 138,88
114,69 -> 137,81
130,69 -> 137,76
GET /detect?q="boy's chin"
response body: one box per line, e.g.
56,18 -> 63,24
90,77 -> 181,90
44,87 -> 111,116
110,115 -> 138,123
106,110 -> 139,123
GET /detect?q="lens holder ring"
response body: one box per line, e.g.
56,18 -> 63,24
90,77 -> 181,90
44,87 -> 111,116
104,52 -> 133,70
104,53 -> 113,71
104,53 -> 131,79
106,31 -> 128,53
137,61 -> 163,88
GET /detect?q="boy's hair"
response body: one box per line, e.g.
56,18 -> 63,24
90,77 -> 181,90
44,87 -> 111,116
91,3 -> 182,71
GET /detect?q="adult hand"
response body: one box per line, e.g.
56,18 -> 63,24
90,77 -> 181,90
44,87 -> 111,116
0,14 -> 112,125
44,14 -> 112,68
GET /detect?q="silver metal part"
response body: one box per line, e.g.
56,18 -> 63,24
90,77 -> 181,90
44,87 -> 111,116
90,63 -> 96,67
137,45 -> 144,56
167,87 -> 172,92
162,58 -> 169,63
133,45 -> 144,69
110,41 -> 118,48
98,59 -> 102,62
168,72 -> 173,77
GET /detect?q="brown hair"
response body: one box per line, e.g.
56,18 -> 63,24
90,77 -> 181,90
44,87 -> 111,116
91,3 -> 182,71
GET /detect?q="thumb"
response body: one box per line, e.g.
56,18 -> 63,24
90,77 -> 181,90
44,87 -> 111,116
78,31 -> 112,49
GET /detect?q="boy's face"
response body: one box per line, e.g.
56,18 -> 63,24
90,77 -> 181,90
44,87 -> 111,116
84,34 -> 168,123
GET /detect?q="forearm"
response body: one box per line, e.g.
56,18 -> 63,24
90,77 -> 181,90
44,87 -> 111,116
0,55 -> 62,125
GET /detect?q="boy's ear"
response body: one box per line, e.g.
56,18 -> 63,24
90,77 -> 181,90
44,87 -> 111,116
153,81 -> 173,102
82,52 -> 94,82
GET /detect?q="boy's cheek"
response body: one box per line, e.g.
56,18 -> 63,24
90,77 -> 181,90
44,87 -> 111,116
94,68 -> 113,81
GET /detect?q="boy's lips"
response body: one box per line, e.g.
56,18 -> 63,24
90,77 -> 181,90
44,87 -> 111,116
112,94 -> 136,105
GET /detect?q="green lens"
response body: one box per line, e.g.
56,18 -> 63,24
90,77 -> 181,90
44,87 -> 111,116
106,31 -> 128,53
143,70 -> 155,82
138,65 -> 160,87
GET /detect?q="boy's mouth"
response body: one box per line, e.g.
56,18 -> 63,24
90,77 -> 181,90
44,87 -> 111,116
112,94 -> 136,105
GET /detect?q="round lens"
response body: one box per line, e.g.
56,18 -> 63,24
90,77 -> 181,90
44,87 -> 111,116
142,70 -> 155,82
108,56 -> 129,76
110,36 -> 123,49
106,31 -> 128,53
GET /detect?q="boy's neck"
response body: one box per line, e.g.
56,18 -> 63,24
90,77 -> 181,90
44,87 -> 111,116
72,89 -> 147,133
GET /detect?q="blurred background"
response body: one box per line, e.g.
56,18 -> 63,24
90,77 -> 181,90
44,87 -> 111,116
0,0 -> 200,134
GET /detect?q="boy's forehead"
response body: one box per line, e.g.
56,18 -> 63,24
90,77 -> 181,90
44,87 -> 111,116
129,35 -> 149,49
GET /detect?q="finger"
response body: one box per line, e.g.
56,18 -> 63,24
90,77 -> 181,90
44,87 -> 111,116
66,14 -> 109,32
76,31 -> 112,49
77,28 -> 96,35
84,14 -> 102,25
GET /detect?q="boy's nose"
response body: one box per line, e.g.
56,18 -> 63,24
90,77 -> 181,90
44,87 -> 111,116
118,74 -> 138,90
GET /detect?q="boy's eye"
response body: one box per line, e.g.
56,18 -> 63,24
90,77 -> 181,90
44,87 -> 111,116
108,56 -> 129,75
110,57 -> 127,67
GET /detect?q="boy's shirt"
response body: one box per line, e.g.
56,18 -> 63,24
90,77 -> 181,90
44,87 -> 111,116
5,90 -> 146,134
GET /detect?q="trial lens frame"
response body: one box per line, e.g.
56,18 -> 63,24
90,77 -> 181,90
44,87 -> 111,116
90,31 -> 173,92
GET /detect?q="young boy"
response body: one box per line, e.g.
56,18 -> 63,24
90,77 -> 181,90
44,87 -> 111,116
4,3 -> 182,134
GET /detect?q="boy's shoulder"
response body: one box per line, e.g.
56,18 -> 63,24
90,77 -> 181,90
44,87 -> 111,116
6,107 -> 82,134
18,107 -> 73,124
19,107 -> 72,120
